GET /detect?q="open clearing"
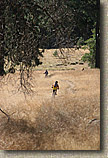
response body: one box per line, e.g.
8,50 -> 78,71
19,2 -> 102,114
0,68 -> 100,150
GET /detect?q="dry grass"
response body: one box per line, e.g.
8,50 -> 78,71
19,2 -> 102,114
0,69 -> 100,150
37,48 -> 89,70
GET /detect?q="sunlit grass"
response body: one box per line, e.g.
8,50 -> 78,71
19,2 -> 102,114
0,68 -> 100,150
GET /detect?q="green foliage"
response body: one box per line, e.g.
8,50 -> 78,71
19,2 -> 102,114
4,0 -> 46,70
53,50 -> 58,57
65,0 -> 97,41
81,52 -> 95,68
81,27 -> 96,68
0,0 -> 98,78
77,37 -> 85,48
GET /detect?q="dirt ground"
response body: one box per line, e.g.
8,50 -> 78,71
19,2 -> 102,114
0,68 -> 100,150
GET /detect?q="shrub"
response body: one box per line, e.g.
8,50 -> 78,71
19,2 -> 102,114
77,37 -> 85,48
81,52 -> 95,68
81,27 -> 96,68
53,50 -> 58,57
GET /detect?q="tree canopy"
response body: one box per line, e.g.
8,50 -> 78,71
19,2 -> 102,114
0,0 -> 99,79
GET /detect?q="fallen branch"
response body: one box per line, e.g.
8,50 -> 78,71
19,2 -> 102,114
88,118 -> 99,124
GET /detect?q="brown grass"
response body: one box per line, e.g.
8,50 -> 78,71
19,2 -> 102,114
37,48 -> 90,70
0,69 -> 100,150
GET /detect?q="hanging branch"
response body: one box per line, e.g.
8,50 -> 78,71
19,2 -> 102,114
0,108 -> 10,122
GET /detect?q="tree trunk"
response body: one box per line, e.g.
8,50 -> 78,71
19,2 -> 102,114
0,55 -> 5,76
0,0 -> 5,75
95,0 -> 100,68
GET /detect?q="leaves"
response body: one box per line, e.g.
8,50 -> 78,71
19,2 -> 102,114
81,28 -> 96,68
0,0 -> 98,79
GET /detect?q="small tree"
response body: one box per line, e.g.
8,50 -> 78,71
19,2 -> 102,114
81,28 -> 96,68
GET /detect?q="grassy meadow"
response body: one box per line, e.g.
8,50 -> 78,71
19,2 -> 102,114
0,68 -> 100,150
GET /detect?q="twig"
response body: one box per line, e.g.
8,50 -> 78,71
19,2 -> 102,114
88,118 -> 98,124
0,108 -> 10,122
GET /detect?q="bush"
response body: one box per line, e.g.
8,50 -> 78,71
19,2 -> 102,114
53,50 -> 58,57
81,27 -> 96,68
77,37 -> 85,48
81,52 -> 95,68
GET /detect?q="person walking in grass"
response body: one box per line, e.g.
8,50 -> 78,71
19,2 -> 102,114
52,81 -> 59,95
44,70 -> 48,77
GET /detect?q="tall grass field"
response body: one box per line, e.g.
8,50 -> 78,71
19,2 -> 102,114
0,69 -> 100,150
